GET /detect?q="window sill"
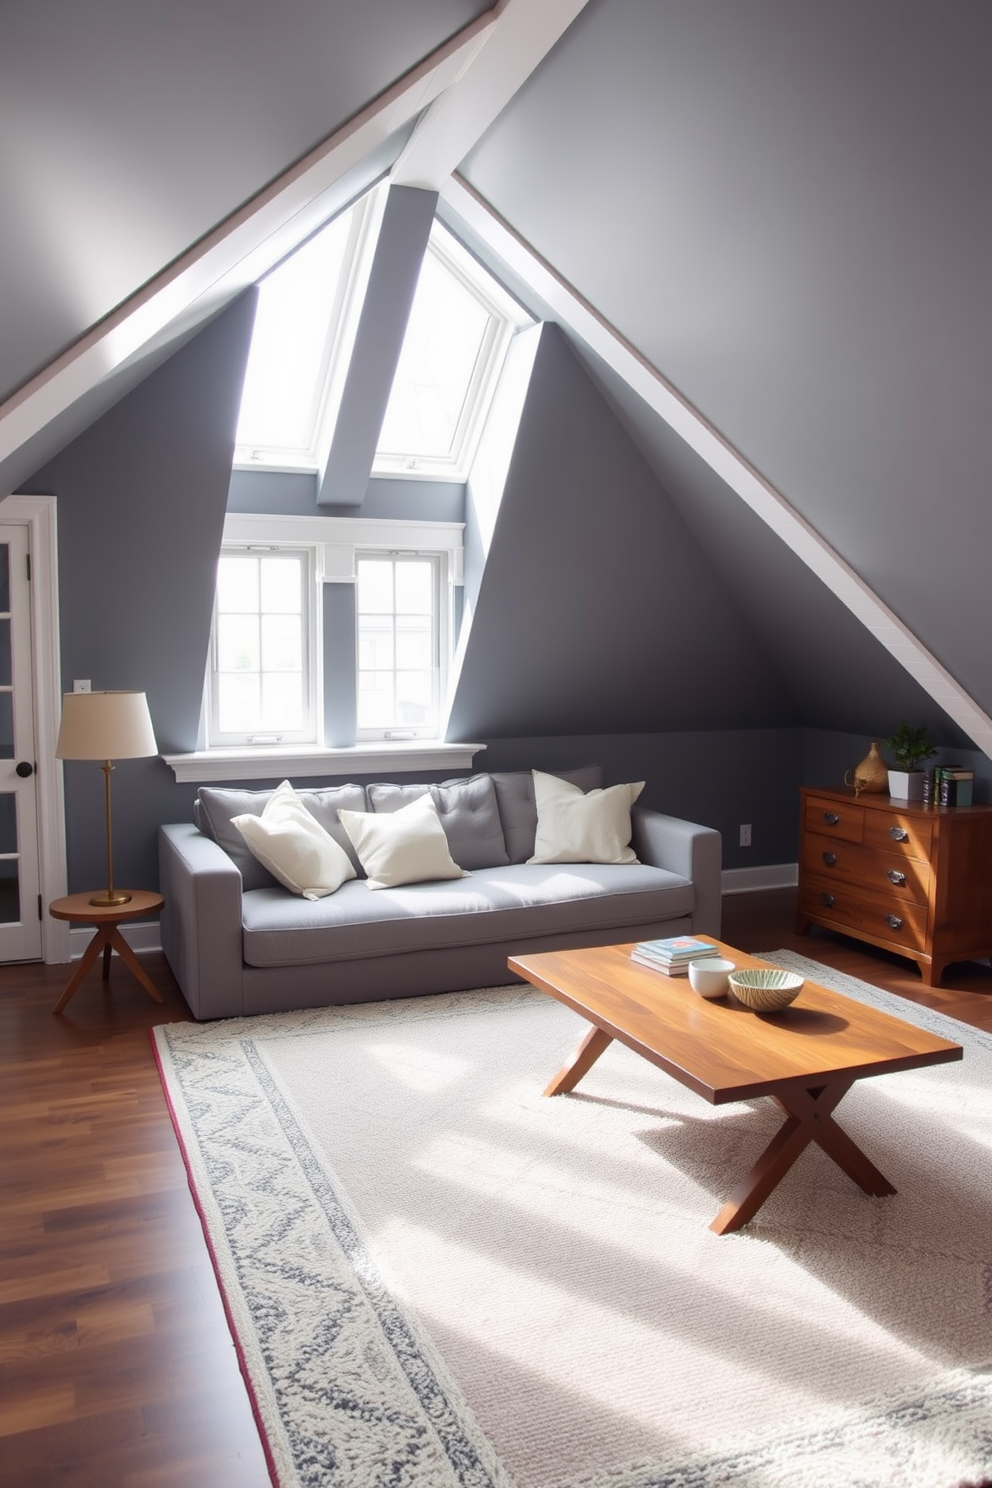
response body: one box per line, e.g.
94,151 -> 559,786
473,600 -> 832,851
162,741 -> 486,784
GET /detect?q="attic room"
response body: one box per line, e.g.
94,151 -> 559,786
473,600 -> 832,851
2,3 -> 992,1485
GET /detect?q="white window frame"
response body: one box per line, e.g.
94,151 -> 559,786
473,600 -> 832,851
355,550 -> 447,742
176,513 -> 467,781
206,543 -> 320,748
232,188 -> 383,474
372,222 -> 533,483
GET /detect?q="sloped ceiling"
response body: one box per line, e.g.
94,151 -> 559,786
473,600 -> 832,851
0,0 -> 489,404
457,0 -> 992,733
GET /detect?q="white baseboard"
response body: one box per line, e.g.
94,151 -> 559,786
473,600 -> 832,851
721,863 -> 798,894
69,921 -> 163,959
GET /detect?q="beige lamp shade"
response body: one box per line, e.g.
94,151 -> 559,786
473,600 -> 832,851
56,691 -> 158,761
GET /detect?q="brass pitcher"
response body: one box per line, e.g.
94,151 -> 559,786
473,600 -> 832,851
844,741 -> 889,795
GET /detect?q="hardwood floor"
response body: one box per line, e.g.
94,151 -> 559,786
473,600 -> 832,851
2,889 -> 990,1485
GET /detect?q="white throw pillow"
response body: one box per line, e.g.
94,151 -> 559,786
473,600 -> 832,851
337,793 -> 469,890
528,770 -> 645,865
232,780 -> 356,900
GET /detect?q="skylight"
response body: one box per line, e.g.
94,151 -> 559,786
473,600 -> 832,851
233,198 -> 368,470
233,195 -> 532,481
373,224 -> 531,480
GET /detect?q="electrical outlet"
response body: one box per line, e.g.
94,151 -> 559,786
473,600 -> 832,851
73,679 -> 91,693
739,823 -> 752,847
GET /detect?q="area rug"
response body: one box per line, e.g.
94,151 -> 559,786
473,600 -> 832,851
152,953 -> 992,1488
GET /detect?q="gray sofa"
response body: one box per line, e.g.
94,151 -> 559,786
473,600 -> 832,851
158,766 -> 722,1020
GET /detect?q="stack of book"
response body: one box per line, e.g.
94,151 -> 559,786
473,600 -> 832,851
923,767 -> 974,806
631,935 -> 719,976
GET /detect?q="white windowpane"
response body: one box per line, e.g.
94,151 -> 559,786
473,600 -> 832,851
261,673 -> 303,732
218,673 -> 261,733
396,672 -> 434,725
395,562 -> 433,614
218,615 -> 259,672
261,615 -> 302,672
395,619 -> 432,671
357,560 -> 393,614
358,617 -> 393,672
377,251 -> 491,460
358,673 -> 394,729
260,556 -> 302,614
236,210 -> 354,452
217,555 -> 258,613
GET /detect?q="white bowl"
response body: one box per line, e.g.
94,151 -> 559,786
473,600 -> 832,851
687,957 -> 736,999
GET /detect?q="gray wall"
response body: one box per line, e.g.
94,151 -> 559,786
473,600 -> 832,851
448,325 -> 800,738
22,294 -> 258,893
461,0 -> 992,725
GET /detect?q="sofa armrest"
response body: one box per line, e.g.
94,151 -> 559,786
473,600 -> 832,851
631,807 -> 722,937
159,823 -> 244,1020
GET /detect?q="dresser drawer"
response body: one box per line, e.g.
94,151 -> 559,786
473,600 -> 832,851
804,794 -> 864,844
863,810 -> 932,860
802,833 -> 930,907
800,874 -> 928,952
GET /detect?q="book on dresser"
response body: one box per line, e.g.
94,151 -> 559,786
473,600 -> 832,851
631,936 -> 719,975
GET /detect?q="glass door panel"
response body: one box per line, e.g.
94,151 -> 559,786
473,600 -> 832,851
0,526 -> 40,960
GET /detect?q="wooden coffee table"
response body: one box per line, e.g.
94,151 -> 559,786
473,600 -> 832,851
508,939 -> 962,1234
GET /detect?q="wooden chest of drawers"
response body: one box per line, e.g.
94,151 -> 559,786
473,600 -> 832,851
797,787 -> 992,985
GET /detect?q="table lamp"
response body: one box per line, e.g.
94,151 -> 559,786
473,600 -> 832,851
55,690 -> 158,907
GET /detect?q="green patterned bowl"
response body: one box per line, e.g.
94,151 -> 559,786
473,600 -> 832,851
728,968 -> 804,1012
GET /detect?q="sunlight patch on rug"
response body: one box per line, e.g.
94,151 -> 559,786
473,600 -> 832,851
153,955 -> 992,1488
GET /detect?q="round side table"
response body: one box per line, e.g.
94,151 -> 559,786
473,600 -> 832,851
48,891 -> 166,1014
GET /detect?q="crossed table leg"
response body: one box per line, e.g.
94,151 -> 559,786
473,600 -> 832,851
543,1025 -> 896,1235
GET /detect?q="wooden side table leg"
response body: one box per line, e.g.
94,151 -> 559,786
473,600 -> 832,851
107,927 -> 165,1004
52,929 -> 110,1014
102,941 -> 113,980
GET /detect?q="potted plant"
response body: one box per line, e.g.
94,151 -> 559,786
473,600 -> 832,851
884,721 -> 937,800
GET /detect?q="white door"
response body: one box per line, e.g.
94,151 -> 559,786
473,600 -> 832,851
0,524 -> 42,960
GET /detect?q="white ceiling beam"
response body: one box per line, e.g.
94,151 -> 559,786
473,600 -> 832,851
391,0 -> 591,190
0,11 -> 496,474
442,175 -> 992,760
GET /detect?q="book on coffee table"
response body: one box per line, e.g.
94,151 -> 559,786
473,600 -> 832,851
631,936 -> 719,975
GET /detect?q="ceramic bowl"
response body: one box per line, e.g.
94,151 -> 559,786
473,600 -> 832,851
687,957 -> 736,999
728,968 -> 804,1012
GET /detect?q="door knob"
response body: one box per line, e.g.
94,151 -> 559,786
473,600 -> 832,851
15,761 -> 34,778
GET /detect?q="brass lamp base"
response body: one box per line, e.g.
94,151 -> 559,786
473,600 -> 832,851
89,890 -> 132,907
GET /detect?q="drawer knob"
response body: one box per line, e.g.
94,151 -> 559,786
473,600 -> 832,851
884,913 -> 903,931
823,812 -> 840,825
889,826 -> 909,842
887,869 -> 907,886
822,851 -> 837,867
820,892 -> 836,908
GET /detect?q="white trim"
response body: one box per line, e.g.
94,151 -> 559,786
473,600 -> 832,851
441,176 -> 992,760
721,863 -> 799,895
163,740 -> 486,784
0,495 -> 69,962
0,14 -> 497,475
392,0 -> 592,191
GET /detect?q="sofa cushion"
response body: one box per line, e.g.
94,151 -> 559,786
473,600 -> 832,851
529,771 -> 645,865
232,781 -> 356,900
240,861 -> 692,968
366,774 -> 509,870
197,782 -> 366,887
338,794 -> 469,889
490,766 -> 604,863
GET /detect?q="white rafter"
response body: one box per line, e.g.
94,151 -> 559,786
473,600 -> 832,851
0,11 -> 497,474
391,0 -> 590,191
442,175 -> 992,759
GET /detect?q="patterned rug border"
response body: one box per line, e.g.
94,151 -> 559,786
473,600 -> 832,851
153,956 -> 992,1488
